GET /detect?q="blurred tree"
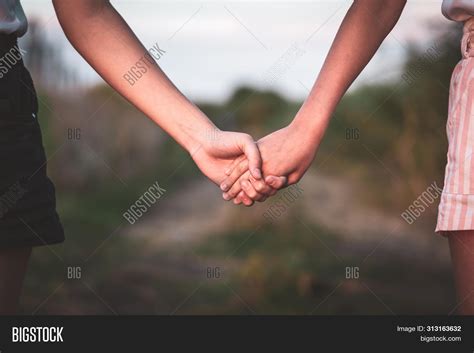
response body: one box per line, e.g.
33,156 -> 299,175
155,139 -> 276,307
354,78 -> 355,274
322,23 -> 463,210
22,19 -> 77,91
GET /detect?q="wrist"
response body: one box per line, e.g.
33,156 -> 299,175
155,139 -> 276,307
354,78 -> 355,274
144,91 -> 218,155
289,106 -> 329,149
185,123 -> 221,155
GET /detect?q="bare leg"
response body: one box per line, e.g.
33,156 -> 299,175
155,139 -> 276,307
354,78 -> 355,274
448,231 -> 474,315
0,247 -> 32,315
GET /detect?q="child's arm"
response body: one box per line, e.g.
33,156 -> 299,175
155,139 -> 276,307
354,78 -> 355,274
52,0 -> 263,185
221,0 -> 407,202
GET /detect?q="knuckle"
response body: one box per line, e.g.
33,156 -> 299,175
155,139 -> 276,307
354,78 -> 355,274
254,182 -> 265,192
242,133 -> 252,141
248,189 -> 257,198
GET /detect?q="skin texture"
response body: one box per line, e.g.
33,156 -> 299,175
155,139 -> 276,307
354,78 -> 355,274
222,125 -> 319,204
448,231 -> 474,314
52,0 -> 267,188
0,247 -> 31,314
221,0 -> 407,203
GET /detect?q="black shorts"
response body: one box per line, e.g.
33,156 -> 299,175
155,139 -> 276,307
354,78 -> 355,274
0,35 -> 64,247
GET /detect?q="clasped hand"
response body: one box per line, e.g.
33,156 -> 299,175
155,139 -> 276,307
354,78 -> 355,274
192,123 -> 318,206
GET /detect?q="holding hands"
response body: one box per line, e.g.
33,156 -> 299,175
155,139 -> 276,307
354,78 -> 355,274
219,124 -> 319,206
189,127 -> 289,205
54,0 -> 407,207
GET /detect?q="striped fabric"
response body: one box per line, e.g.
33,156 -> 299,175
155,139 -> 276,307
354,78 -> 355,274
436,18 -> 474,232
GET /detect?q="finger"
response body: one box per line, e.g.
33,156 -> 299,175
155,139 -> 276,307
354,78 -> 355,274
239,135 -> 262,180
267,187 -> 278,197
248,177 -> 276,197
234,191 -> 254,206
233,193 -> 243,205
240,179 -> 264,201
234,189 -> 257,205
222,165 -> 253,198
224,170 -> 250,200
239,191 -> 254,206
265,175 -> 287,190
243,199 -> 254,207
225,155 -> 245,176
220,159 -> 249,192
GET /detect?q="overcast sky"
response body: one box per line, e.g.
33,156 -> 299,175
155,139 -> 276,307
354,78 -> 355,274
20,1 -> 451,103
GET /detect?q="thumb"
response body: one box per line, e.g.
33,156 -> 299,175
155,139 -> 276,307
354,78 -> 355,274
239,134 -> 262,180
265,175 -> 287,189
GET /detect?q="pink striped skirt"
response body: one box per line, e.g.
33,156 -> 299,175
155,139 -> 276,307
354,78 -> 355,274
436,18 -> 474,232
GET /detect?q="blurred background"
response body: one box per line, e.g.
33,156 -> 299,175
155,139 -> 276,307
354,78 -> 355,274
18,0 -> 463,314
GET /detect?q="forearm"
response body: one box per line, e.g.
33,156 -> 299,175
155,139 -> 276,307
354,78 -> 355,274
292,0 -> 406,141
52,0 -> 214,153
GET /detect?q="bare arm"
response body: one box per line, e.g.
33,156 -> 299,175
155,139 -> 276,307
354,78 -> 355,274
292,0 -> 407,136
221,0 -> 407,202
52,0 -> 264,184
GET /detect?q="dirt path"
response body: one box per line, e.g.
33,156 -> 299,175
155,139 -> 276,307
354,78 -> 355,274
122,171 -> 450,264
300,173 -> 449,263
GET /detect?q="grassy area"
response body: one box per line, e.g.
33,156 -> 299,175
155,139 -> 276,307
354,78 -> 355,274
188,221 -> 455,314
